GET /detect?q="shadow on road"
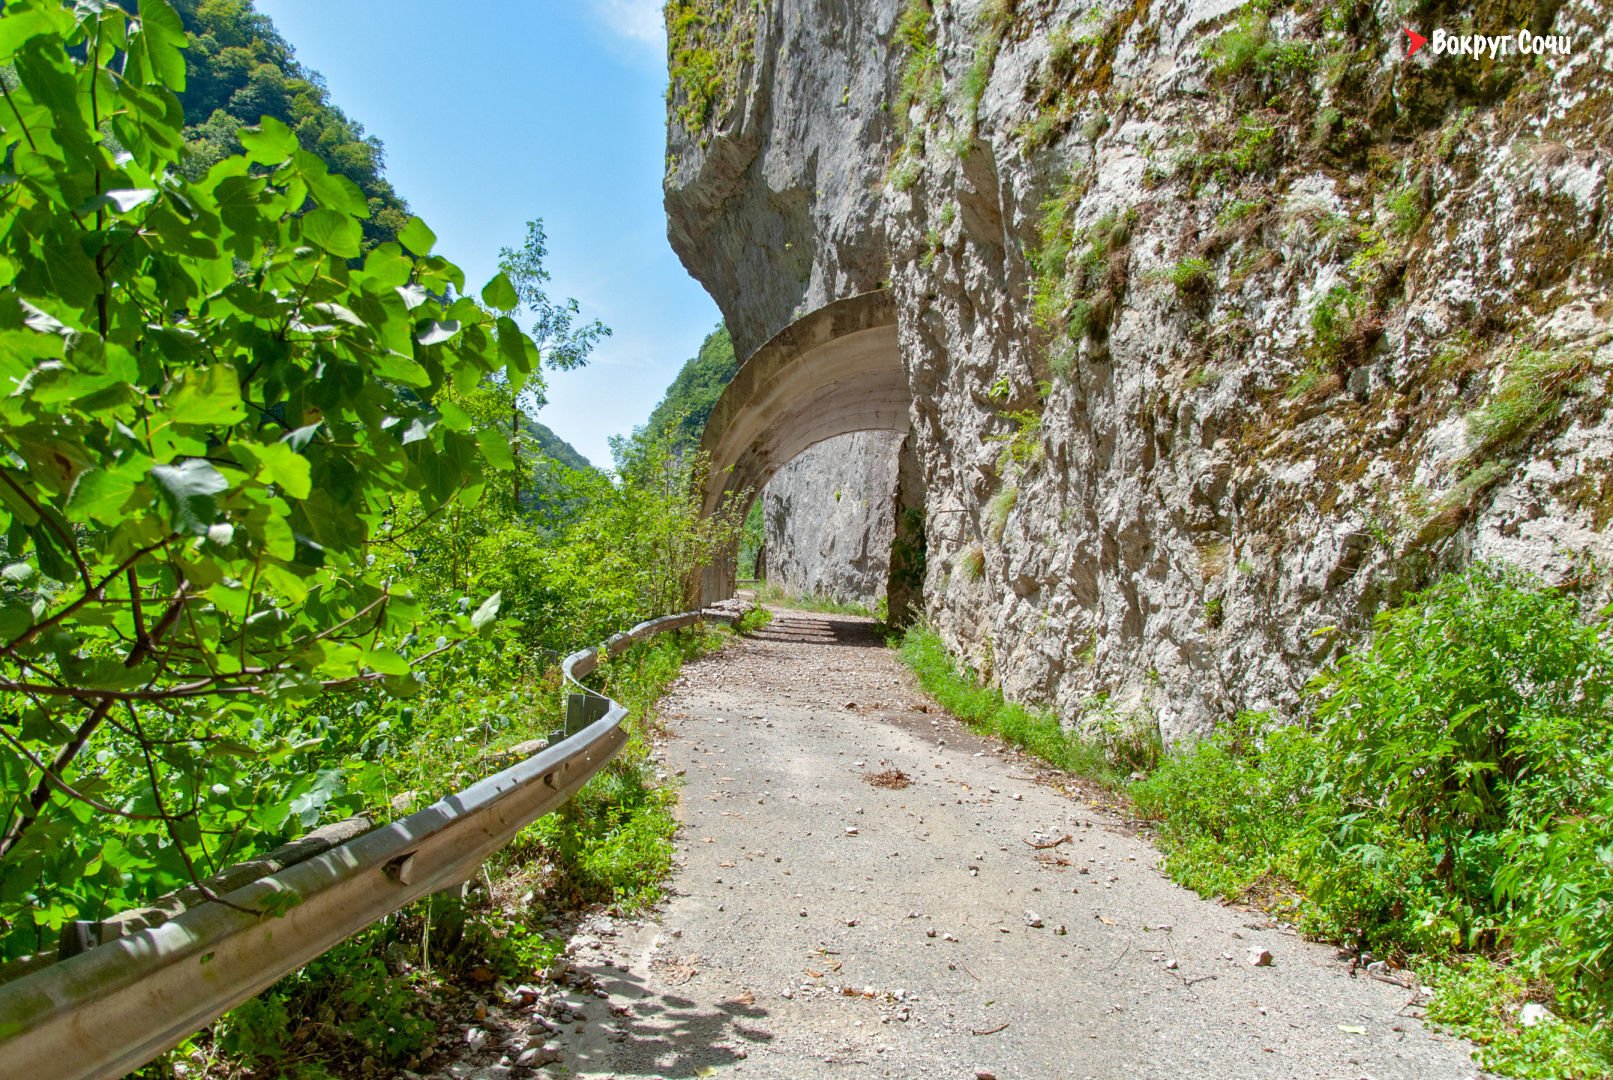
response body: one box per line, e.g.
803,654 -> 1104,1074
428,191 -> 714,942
747,613 -> 886,650
563,955 -> 774,1078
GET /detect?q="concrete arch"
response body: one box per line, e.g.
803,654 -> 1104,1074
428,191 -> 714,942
698,291 -> 908,602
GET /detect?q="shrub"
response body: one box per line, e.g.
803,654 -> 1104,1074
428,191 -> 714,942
1132,714 -> 1318,903
1309,282 -> 1364,354
959,543 -> 986,581
1202,11 -> 1315,81
1138,562 -> 1613,1069
1163,255 -> 1213,298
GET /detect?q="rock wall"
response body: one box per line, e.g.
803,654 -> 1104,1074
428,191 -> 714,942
666,0 -> 1613,740
761,431 -> 904,605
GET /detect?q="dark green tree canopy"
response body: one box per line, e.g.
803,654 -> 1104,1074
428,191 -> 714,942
160,0 -> 413,248
640,323 -> 736,452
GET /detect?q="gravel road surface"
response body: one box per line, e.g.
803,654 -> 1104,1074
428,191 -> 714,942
479,609 -> 1486,1080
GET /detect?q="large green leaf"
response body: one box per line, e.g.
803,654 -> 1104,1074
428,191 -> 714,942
236,442 -> 312,500
130,0 -> 188,91
302,208 -> 362,259
480,272 -> 519,312
150,459 -> 228,535
167,365 -> 245,425
397,217 -> 436,257
239,117 -> 297,165
65,466 -> 142,525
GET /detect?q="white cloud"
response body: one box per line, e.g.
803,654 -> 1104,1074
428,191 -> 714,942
591,0 -> 664,47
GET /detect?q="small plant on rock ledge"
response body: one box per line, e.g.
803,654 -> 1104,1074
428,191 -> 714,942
1161,255 -> 1213,301
1465,344 -> 1593,459
959,543 -> 986,581
986,484 -> 1018,540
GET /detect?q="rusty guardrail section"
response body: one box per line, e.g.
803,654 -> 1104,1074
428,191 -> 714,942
0,608 -> 735,1080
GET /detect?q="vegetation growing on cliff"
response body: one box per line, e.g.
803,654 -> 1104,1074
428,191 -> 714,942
665,0 -> 760,137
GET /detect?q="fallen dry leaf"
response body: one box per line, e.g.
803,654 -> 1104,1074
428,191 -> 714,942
866,768 -> 911,790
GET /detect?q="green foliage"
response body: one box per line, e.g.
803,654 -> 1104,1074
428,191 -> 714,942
1420,958 -> 1613,1080
529,628 -> 723,910
0,0 -> 535,958
1132,713 -> 1318,904
210,921 -> 438,1071
515,412 -> 593,473
1029,190 -> 1133,367
959,0 -> 1015,138
733,605 -> 773,635
1201,10 -> 1315,82
497,218 -> 612,386
640,324 -> 738,452
894,0 -> 943,134
666,0 -> 759,134
0,3 -> 746,997
750,580 -> 875,619
171,0 -> 411,249
1133,564 -> 1613,1075
959,542 -> 985,581
1308,282 -> 1365,354
986,484 -> 1017,541
736,498 -> 763,580
1387,182 -> 1426,238
1465,345 -> 1590,458
1016,1 -> 1150,152
1189,113 -> 1279,185
988,406 -> 1045,476
160,622 -> 737,1076
1215,197 -> 1265,229
898,625 -> 1133,787
1162,255 -> 1212,298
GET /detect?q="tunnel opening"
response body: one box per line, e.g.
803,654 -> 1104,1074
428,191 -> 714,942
696,292 -> 923,622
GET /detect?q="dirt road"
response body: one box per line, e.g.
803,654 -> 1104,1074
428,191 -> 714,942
497,609 -> 1484,1079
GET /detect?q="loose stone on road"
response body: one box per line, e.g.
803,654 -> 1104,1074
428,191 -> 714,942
542,609 -> 1483,1079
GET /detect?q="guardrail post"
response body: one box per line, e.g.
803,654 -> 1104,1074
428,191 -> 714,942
564,692 -> 610,736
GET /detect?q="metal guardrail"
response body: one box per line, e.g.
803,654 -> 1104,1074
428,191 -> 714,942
0,608 -> 736,1080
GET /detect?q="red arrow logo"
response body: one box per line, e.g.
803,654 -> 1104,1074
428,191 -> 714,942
1404,28 -> 1428,56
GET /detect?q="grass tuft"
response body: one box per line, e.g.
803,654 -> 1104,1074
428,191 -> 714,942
897,626 -> 1130,787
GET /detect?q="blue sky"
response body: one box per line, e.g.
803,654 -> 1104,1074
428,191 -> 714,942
254,0 -> 721,468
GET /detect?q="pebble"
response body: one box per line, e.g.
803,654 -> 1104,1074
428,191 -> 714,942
1248,947 -> 1274,967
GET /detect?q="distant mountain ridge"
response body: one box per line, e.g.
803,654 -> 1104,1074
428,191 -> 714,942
518,413 -> 593,472
640,324 -> 736,451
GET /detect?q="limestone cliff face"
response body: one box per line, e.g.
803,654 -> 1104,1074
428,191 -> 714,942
667,0 -> 1613,739
665,0 -> 902,356
761,431 -> 904,605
